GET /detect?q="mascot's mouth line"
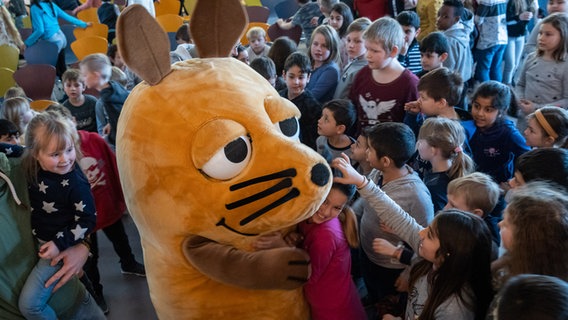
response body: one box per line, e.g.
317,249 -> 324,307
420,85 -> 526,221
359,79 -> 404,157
216,187 -> 301,236
229,168 -> 296,191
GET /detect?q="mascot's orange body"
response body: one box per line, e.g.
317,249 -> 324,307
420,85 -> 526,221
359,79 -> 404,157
115,3 -> 332,319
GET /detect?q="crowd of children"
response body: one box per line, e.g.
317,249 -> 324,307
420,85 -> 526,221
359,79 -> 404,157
1,0 -> 568,319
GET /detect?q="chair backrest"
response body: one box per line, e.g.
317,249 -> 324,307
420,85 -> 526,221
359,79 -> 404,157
244,0 -> 262,6
18,28 -> 33,41
74,23 -> 109,39
61,24 -> 78,65
267,22 -> 302,45
156,14 -> 184,33
77,7 -> 100,23
183,0 -> 197,16
245,6 -> 270,22
0,68 -> 16,97
30,100 -> 57,112
0,45 -> 20,71
22,16 -> 32,28
275,0 -> 299,19
24,40 -> 59,66
13,64 -> 56,101
71,36 -> 109,61
240,22 -> 270,46
155,0 -> 180,17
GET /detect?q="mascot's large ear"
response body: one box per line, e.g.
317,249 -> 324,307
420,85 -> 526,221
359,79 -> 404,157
190,0 -> 248,58
116,4 -> 171,85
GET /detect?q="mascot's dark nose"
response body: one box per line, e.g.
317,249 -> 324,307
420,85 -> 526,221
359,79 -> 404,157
311,163 -> 330,187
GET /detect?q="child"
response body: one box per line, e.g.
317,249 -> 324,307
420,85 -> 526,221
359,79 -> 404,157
25,0 -> 91,76
497,274 -> 568,320
417,117 -> 475,212
267,36 -> 298,91
416,0 -> 444,41
1,97 -> 37,144
245,27 -> 271,61
0,119 -> 20,145
46,103 -> 146,314
107,44 -> 141,91
462,81 -> 529,187
279,52 -> 322,150
508,147 -> 568,190
307,25 -> 341,104
516,13 -> 568,131
0,0 -> 24,50
233,44 -> 249,64
333,17 -> 371,100
62,69 -> 98,133
523,106 -> 568,148
417,31 -> 449,78
249,56 -> 277,88
503,0 -> 534,85
329,2 -> 354,69
276,0 -> 321,43
349,17 -> 419,129
97,0 -> 120,43
316,99 -> 356,161
110,66 -> 128,88
520,0 -> 568,61
332,154 -> 494,320
3,86 -> 28,100
396,11 -> 423,74
351,122 -> 434,317
18,112 -> 97,320
437,0 -> 474,86
350,129 -> 372,176
254,183 -> 366,320
473,0 -> 507,82
80,53 -> 129,149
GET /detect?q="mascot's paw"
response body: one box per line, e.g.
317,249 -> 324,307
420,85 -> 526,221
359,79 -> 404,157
184,235 -> 310,290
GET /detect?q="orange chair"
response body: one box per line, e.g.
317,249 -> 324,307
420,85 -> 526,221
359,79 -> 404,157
0,68 -> 16,97
0,44 -> 19,71
30,100 -> 57,112
155,0 -> 180,16
240,22 -> 270,46
156,14 -> 184,32
71,36 -> 109,61
77,7 -> 100,23
74,23 -> 109,39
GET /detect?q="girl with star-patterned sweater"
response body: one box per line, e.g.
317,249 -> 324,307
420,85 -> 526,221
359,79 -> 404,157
18,112 -> 96,320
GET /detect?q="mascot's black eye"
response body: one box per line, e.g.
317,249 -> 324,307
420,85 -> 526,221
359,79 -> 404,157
201,136 -> 252,180
274,117 -> 300,141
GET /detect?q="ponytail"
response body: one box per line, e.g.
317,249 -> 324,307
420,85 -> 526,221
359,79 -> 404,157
447,149 -> 475,180
338,206 -> 359,248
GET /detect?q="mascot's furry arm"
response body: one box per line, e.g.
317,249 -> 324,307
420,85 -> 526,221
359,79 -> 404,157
184,236 -> 310,289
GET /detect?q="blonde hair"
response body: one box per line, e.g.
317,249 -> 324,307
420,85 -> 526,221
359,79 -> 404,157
0,6 -> 24,49
308,24 -> 341,65
418,117 -> 475,180
22,111 -> 82,184
339,206 -> 359,248
79,53 -> 112,82
363,17 -> 404,55
246,26 -> 266,39
3,86 -> 27,100
111,66 -> 128,87
447,172 -> 500,215
1,97 -> 31,134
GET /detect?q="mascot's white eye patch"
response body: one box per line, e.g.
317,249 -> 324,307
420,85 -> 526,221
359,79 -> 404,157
201,136 -> 252,180
274,117 -> 300,141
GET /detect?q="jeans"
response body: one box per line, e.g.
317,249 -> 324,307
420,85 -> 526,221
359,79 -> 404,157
45,29 -> 67,52
19,258 -> 61,320
474,44 -> 507,82
503,36 -> 525,85
59,290 -> 106,320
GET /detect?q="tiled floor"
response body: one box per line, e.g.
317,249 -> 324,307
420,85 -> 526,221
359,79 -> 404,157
97,214 -> 158,319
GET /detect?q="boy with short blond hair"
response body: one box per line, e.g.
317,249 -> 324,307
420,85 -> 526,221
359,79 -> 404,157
245,27 -> 271,61
62,68 -> 98,133
349,17 -> 419,130
80,53 -> 129,148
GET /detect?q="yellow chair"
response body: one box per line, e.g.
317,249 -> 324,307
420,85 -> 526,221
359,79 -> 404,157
244,0 -> 262,6
74,23 -> 109,39
22,16 -> 32,28
156,14 -> 184,32
77,7 -> 100,23
71,36 -> 108,61
154,0 -> 179,17
240,22 -> 270,46
0,68 -> 16,97
0,44 -> 20,71
30,100 -> 57,112
183,0 -> 197,15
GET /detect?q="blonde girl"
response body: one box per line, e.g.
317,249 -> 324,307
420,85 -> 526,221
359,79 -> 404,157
0,0 -> 24,50
1,97 -> 37,144
516,13 -> 568,130
19,112 -> 96,319
523,106 -> 568,148
417,117 -> 475,212
306,24 -> 341,104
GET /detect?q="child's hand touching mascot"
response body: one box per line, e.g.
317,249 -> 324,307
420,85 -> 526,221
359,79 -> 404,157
115,1 -> 332,319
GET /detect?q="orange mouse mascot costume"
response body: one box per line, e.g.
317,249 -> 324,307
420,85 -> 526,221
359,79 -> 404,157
115,1 -> 332,318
